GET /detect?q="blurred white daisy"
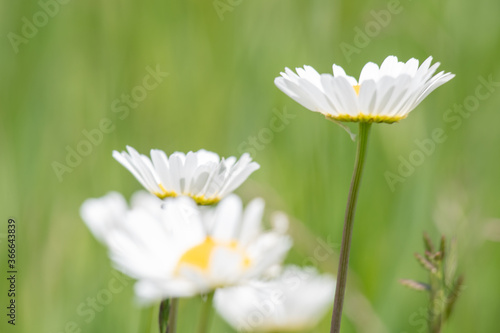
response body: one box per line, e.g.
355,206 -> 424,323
80,193 -> 291,303
214,266 -> 335,332
275,56 -> 454,124
113,146 -> 260,205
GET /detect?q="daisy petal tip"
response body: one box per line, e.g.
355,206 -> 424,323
251,196 -> 265,206
125,145 -> 140,155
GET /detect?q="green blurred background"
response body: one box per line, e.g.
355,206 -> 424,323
2,0 -> 500,332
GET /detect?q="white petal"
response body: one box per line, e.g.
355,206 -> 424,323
210,247 -> 246,284
379,75 -> 412,116
239,198 -> 265,246
135,279 -> 198,304
80,192 -> 127,243
125,146 -> 162,192
402,58 -> 419,77
321,75 -> 358,116
246,233 -> 292,278
358,80 -> 377,114
296,65 -> 323,90
359,62 -> 380,83
211,195 -> 243,241
275,77 -> 319,112
295,77 -> 334,114
113,150 -> 151,192
283,67 -> 300,83
332,64 -> 358,85
379,55 -> 401,77
372,76 -> 394,114
406,72 -> 455,114
150,149 -> 172,189
182,151 -> 199,194
219,160 -> 260,197
167,152 -> 185,194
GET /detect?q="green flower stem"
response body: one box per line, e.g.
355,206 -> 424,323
198,292 -> 214,333
330,122 -> 372,333
158,298 -> 178,333
159,299 -> 169,333
168,298 -> 179,333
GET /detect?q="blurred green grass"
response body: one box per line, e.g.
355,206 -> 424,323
2,0 -> 500,332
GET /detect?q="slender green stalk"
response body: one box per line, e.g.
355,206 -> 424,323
330,122 -> 372,333
158,298 -> 178,333
159,299 -> 169,333
168,298 -> 179,333
198,293 -> 214,333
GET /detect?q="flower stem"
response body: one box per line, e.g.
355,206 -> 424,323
330,122 -> 372,333
198,293 -> 214,333
168,298 -> 179,333
158,298 -> 178,333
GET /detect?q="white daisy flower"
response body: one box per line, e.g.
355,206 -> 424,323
112,146 -> 260,205
80,193 -> 292,303
275,55 -> 455,124
214,266 -> 336,332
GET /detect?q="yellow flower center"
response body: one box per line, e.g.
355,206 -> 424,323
353,84 -> 360,95
153,184 -> 178,199
153,184 -> 221,205
177,237 -> 251,272
326,113 -> 407,124
190,194 -> 221,206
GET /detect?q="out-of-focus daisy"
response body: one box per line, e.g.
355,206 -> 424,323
214,266 -> 335,332
80,193 -> 291,303
275,56 -> 454,124
113,146 -> 260,205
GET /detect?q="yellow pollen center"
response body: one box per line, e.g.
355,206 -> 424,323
326,113 -> 407,124
153,184 -> 220,205
154,184 -> 177,199
178,237 -> 217,271
177,237 -> 251,272
353,85 -> 360,95
191,195 -> 221,206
